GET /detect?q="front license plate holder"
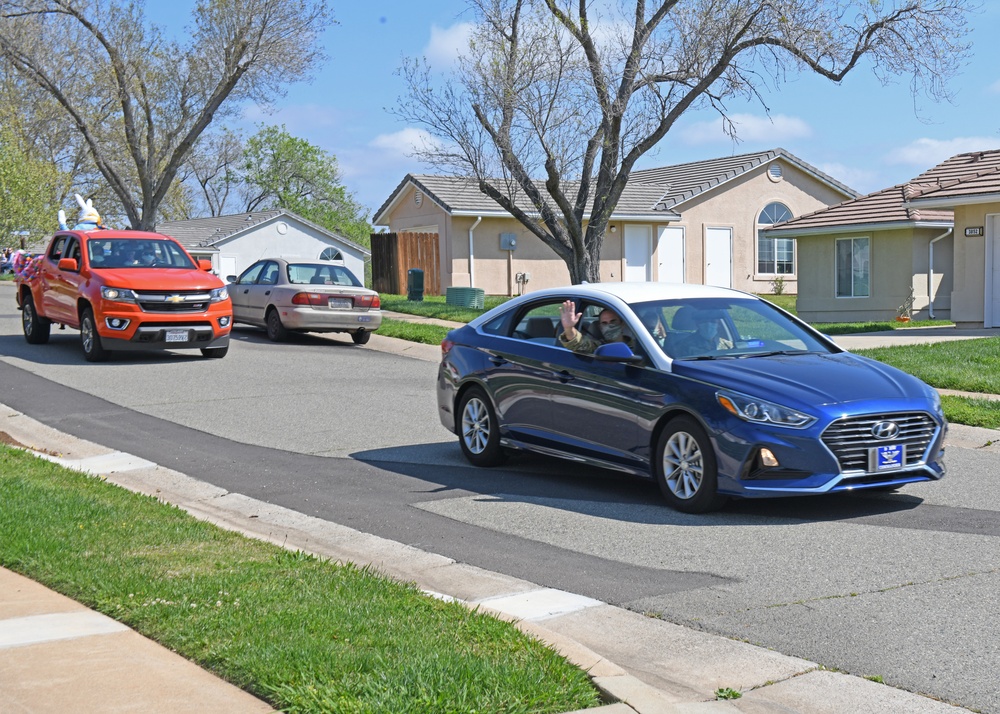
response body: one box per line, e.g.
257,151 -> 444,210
870,443 -> 905,472
165,329 -> 189,343
328,298 -> 352,309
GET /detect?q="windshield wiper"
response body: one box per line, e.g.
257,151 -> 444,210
739,350 -> 813,358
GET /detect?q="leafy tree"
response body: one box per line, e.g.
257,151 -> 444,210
397,0 -> 974,284
236,125 -> 372,246
0,0 -> 332,230
0,124 -> 62,247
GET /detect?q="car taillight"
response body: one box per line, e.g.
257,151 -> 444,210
371,294 -> 380,308
355,294 -> 377,308
441,339 -> 454,356
291,292 -> 328,306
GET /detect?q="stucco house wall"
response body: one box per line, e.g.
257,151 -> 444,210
795,227 -> 954,323
950,203 -> 1000,327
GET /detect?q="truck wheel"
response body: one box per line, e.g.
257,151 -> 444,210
22,295 -> 51,344
80,307 -> 109,362
200,345 -> 229,359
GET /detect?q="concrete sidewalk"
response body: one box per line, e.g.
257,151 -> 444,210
1,402 -> 987,713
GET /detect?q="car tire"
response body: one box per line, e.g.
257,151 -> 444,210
201,345 -> 229,359
655,415 -> 727,513
266,309 -> 288,342
21,294 -> 51,344
80,307 -> 109,362
352,329 -> 370,345
456,386 -> 507,467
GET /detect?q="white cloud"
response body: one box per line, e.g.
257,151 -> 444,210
369,127 -> 441,157
816,163 -> 880,194
988,79 -> 1000,94
424,22 -> 473,69
678,113 -> 812,145
884,137 -> 1000,167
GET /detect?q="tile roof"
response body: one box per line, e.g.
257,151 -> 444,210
630,147 -> 859,209
766,184 -> 953,236
373,148 -> 858,225
767,148 -> 1000,236
156,209 -> 370,254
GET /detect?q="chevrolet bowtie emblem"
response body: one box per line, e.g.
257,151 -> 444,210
166,295 -> 184,303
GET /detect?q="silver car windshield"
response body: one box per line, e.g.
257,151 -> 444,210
631,299 -> 833,360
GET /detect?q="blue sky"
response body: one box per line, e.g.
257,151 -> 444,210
152,2 -> 1000,219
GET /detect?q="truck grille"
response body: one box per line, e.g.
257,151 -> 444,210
821,412 -> 938,473
135,291 -> 211,313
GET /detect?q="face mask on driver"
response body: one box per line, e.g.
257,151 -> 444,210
600,322 -> 623,341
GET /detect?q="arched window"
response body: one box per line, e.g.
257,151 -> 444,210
319,247 -> 343,262
757,202 -> 795,275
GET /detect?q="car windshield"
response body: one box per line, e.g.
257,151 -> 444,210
86,239 -> 195,269
631,298 -> 833,360
287,263 -> 361,287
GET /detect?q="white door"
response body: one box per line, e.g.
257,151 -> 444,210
656,226 -> 685,283
988,215 -> 1000,327
624,225 -> 651,281
705,227 -> 732,288
221,254 -> 238,281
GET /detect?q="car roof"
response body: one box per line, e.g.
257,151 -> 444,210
520,282 -> 755,303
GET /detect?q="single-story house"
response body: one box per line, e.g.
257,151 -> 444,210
156,209 -> 370,283
766,149 -> 1000,327
373,148 -> 858,296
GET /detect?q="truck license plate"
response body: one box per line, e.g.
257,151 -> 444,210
328,298 -> 352,309
165,329 -> 189,343
871,444 -> 904,471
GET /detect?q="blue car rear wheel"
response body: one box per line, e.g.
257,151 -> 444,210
457,387 -> 506,467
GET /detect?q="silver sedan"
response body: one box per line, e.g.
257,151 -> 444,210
228,258 -> 381,344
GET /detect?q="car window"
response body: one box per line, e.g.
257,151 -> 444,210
237,262 -> 265,285
511,302 -> 563,345
48,235 -> 67,262
259,261 -> 279,285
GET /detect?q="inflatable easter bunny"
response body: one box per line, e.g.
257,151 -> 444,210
57,194 -> 104,231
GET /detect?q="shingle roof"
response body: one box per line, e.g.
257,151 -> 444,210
373,148 -> 858,225
156,209 -> 370,255
766,184 -> 953,236
766,149 -> 1000,236
630,147 -> 859,209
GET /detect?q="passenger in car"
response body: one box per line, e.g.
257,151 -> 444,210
673,309 -> 733,356
557,300 -> 639,355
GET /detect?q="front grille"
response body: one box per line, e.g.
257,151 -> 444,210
135,291 -> 211,313
821,412 -> 938,473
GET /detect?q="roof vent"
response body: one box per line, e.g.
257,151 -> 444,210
245,214 -> 253,221
414,191 -> 423,207
767,162 -> 783,182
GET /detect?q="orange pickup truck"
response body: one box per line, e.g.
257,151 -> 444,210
15,229 -> 232,361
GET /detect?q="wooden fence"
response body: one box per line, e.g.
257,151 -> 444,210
370,231 -> 441,295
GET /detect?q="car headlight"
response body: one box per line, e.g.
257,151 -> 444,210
101,286 -> 137,303
716,390 -> 816,428
210,286 -> 228,302
928,387 -> 943,418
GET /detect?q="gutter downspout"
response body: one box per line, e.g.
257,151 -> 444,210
469,216 -> 482,288
928,228 -> 952,319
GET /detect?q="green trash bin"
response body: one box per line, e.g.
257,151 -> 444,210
407,268 -> 424,301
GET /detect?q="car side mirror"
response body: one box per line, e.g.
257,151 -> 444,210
198,259 -> 212,271
226,275 -> 237,284
594,341 -> 643,364
57,257 -> 78,272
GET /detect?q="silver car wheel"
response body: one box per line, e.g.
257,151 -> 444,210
461,397 -> 491,455
662,431 -> 704,500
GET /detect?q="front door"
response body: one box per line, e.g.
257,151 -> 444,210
657,226 -> 685,283
988,215 -> 1000,327
705,227 -> 732,288
624,225 -> 651,281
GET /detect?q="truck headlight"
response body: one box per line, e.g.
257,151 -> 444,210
209,286 -> 228,302
717,390 -> 816,428
101,286 -> 137,303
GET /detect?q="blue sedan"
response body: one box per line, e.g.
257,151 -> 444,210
437,283 -> 946,513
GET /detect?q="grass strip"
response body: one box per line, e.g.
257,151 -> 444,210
852,338 -> 1000,393
938,395 -> 1000,430
0,447 -> 601,714
380,294 -> 510,323
378,318 -> 453,345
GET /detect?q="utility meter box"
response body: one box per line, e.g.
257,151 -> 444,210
500,233 -> 517,251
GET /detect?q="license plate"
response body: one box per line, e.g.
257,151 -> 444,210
871,443 -> 904,471
165,329 -> 189,343
357,316 -> 372,322
328,298 -> 352,309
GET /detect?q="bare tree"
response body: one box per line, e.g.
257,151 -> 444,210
0,0 -> 331,230
180,129 -> 245,218
397,0 -> 974,284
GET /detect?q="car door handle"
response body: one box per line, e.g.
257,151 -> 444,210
557,370 -> 574,383
489,355 -> 508,366
264,290 -> 271,296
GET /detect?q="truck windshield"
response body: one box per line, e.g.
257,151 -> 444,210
86,239 -> 196,269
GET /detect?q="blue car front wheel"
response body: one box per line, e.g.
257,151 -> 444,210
655,415 -> 727,513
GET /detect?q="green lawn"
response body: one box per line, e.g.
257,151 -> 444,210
0,447 -> 601,714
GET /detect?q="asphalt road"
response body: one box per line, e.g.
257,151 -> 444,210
2,281 -> 999,713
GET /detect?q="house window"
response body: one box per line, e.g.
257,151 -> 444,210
756,202 -> 794,275
836,237 -> 870,298
319,247 -> 343,261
